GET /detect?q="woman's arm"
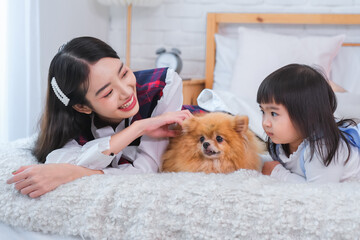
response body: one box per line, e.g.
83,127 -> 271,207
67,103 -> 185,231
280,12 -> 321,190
102,109 -> 191,156
46,108 -> 191,170
46,137 -> 116,170
6,164 -> 103,198
110,68 -> 185,174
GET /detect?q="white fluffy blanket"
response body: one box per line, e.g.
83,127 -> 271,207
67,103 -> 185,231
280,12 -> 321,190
1,137 -> 360,240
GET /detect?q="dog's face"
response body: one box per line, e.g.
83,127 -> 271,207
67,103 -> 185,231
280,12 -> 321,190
181,112 -> 249,160
162,111 -> 262,173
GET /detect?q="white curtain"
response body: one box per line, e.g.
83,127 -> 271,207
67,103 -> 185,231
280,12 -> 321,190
0,0 -> 42,142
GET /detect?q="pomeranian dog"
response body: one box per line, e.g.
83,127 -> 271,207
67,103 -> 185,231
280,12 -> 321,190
161,112 -> 264,174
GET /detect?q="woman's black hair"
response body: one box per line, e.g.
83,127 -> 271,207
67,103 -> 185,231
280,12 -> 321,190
257,63 -> 355,166
33,37 -> 120,163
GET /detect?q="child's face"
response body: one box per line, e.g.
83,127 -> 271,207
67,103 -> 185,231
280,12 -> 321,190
260,102 -> 303,153
85,57 -> 139,124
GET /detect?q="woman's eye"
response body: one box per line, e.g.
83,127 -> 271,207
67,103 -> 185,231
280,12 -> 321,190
216,136 -> 223,143
122,70 -> 128,78
199,136 -> 205,143
271,112 -> 278,117
104,90 -> 113,98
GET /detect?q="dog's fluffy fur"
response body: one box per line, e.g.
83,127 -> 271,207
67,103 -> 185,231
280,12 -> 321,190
161,112 -> 264,174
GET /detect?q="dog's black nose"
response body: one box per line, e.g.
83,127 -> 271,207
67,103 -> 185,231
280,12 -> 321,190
203,142 -> 210,149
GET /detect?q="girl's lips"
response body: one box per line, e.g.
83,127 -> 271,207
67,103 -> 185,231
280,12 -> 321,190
119,95 -> 137,111
266,132 -> 274,137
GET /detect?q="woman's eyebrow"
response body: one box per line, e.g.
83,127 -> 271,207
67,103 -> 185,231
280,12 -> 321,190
95,62 -> 124,97
95,83 -> 111,96
118,62 -> 123,74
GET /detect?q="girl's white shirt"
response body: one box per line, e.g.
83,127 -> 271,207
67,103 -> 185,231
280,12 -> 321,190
45,69 -> 183,175
271,139 -> 360,183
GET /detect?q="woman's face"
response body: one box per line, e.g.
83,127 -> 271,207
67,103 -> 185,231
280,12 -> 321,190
85,57 -> 139,124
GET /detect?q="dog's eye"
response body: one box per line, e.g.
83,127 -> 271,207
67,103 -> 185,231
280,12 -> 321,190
216,136 -> 223,143
199,136 -> 205,143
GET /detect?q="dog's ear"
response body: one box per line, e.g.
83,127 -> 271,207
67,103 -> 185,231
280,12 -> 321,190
234,115 -> 249,134
181,117 -> 197,133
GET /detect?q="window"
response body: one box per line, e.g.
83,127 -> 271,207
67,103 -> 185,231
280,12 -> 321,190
0,0 -> 8,141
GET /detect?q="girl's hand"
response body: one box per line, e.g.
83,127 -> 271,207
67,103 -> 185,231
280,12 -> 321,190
6,164 -> 103,198
262,161 -> 280,175
141,110 -> 192,138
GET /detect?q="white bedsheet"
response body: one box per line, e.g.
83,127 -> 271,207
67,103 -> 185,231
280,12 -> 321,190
0,222 -> 81,240
1,136 -> 360,239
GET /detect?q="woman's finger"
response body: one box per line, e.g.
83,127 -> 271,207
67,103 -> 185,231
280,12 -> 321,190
28,190 -> 44,199
6,169 -> 31,184
12,165 -> 32,175
14,179 -> 32,191
20,184 -> 38,196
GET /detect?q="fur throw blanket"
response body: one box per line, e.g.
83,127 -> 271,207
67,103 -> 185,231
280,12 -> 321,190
1,137 -> 360,240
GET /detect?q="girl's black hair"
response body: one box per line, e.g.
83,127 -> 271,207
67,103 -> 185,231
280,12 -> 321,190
257,64 -> 355,166
33,37 -> 120,163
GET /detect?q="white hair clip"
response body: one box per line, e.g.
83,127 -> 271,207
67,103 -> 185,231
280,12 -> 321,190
51,77 -> 70,106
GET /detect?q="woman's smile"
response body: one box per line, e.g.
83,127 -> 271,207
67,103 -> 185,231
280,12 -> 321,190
119,94 -> 137,111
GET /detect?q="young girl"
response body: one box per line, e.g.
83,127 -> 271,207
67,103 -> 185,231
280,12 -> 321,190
7,36 -> 192,197
258,64 -> 360,183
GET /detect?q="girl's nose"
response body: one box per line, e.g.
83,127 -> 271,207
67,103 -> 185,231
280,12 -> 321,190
262,116 -> 271,128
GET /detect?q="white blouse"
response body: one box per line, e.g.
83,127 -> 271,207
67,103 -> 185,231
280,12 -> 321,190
45,69 -> 183,175
271,139 -> 360,183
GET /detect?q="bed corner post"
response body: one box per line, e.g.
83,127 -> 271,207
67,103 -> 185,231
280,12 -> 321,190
205,13 -> 217,90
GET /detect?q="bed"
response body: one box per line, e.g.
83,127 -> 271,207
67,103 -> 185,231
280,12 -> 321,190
1,13 -> 360,240
198,13 -> 360,140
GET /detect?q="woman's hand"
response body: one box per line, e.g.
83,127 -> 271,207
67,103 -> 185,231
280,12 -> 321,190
141,110 -> 192,138
104,110 -> 193,155
6,164 -> 103,198
262,161 -> 280,175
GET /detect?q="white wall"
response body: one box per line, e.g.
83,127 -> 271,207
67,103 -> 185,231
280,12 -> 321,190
3,0 -> 110,141
39,0 -> 110,102
108,0 -> 360,79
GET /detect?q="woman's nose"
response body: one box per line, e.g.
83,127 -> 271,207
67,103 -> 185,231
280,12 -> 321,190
116,82 -> 132,99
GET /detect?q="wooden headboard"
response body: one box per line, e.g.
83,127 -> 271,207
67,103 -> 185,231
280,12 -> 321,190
205,13 -> 360,89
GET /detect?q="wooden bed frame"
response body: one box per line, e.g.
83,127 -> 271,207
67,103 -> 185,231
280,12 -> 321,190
182,13 -> 360,105
203,13 -> 360,90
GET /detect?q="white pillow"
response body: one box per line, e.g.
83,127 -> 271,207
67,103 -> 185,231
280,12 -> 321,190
197,89 -> 266,141
331,46 -> 360,94
334,92 -> 360,120
213,34 -> 238,91
230,27 -> 345,102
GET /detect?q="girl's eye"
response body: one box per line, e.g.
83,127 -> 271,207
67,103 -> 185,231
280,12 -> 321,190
271,112 -> 278,117
199,136 -> 205,143
260,109 -> 264,114
216,136 -> 223,143
104,90 -> 113,98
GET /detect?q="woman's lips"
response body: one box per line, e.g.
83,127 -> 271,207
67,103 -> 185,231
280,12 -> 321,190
119,95 -> 136,111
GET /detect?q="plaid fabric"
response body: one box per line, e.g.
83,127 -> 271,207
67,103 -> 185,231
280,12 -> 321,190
76,135 -> 89,146
131,68 -> 167,123
182,105 -> 208,114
